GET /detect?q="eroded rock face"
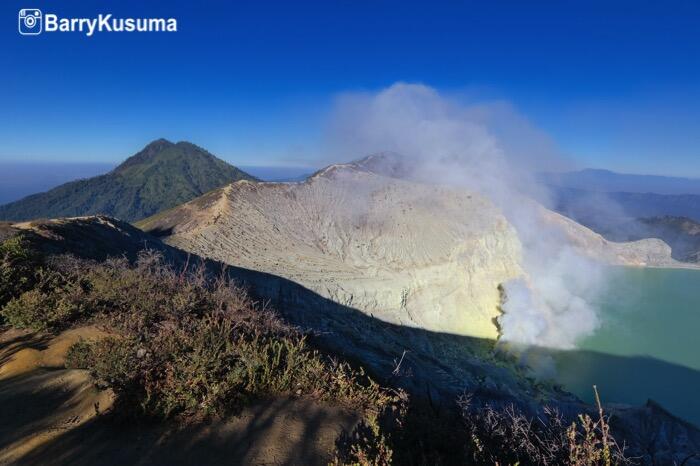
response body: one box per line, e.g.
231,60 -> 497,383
139,162 -> 686,342
539,207 -> 682,268
139,165 -> 524,340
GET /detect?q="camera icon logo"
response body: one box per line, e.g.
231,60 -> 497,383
18,9 -> 42,35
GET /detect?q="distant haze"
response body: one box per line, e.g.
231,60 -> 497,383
239,166 -> 314,182
543,168 -> 700,229
541,169 -> 700,195
0,161 -> 313,206
0,162 -> 114,205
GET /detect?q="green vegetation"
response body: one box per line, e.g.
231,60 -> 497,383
0,139 -> 257,222
0,245 -> 393,420
0,235 -> 42,312
0,233 -> 629,465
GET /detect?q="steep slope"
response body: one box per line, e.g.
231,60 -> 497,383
0,139 -> 257,222
0,222 -> 361,466
8,216 -> 181,262
138,162 -> 681,343
3,216 -> 699,463
139,165 -> 524,340
350,154 -> 681,267
634,216 -> 700,262
549,186 -> 700,261
538,207 -> 681,267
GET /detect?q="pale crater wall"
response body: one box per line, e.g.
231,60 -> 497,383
146,167 -> 524,340
141,165 -> 684,341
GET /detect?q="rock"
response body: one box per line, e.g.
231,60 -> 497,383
139,165 -> 524,340
539,207 -> 684,267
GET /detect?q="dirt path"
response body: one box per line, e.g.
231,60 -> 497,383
0,327 -> 358,466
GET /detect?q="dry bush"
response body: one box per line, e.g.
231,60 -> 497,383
566,386 -> 622,466
2,264 -> 90,330
459,387 -> 629,466
0,240 -> 396,420
45,250 -> 396,419
330,415 -> 395,466
0,235 -> 43,312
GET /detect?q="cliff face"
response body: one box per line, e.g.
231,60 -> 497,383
139,165 -> 524,340
139,162 -> 685,342
539,207 -> 683,267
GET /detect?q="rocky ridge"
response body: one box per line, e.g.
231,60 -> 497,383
138,162 -> 683,343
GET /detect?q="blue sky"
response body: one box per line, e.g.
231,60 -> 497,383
1,0 -> 699,175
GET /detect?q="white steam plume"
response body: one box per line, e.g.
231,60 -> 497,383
324,82 -> 606,349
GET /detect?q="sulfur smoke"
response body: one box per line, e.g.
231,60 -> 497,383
324,82 -> 606,349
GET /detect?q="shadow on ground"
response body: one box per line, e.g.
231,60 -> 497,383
0,368 -> 357,466
2,218 -> 700,464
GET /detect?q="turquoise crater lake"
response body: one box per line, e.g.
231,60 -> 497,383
552,267 -> 700,426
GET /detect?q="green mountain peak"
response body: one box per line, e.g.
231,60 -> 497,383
0,139 -> 257,223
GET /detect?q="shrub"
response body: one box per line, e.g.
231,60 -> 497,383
66,337 -> 141,393
57,250 -> 397,420
1,258 -> 90,331
330,415 -> 395,466
0,235 -> 42,311
458,387 -> 629,466
566,386 -> 620,466
68,318 -> 396,419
